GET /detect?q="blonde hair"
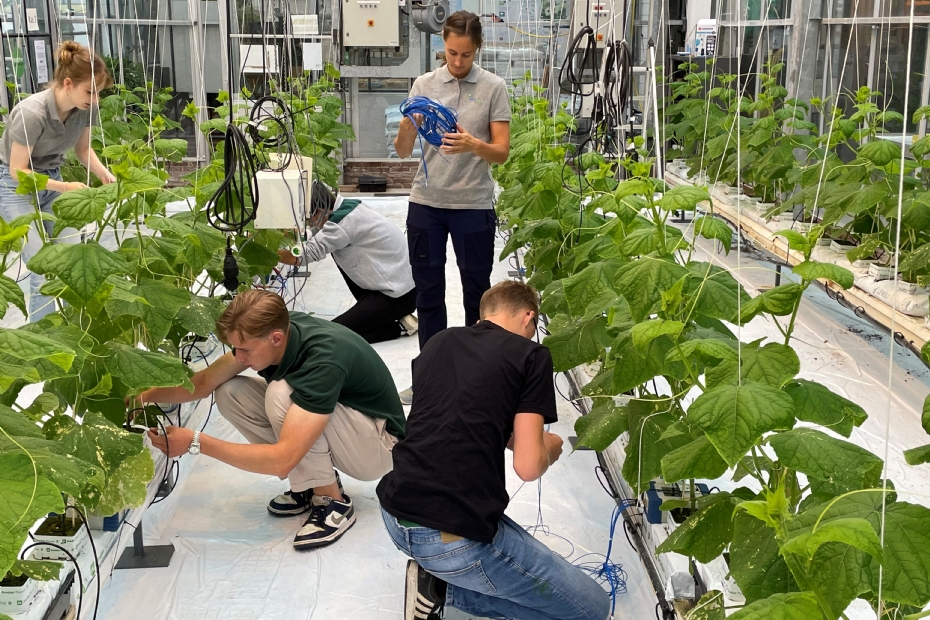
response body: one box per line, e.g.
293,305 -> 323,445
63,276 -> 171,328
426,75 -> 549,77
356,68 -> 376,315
53,41 -> 112,90
479,281 -> 539,319
215,290 -> 291,345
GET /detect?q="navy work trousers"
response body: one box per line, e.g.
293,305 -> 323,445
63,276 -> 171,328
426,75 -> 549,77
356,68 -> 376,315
406,202 -> 497,349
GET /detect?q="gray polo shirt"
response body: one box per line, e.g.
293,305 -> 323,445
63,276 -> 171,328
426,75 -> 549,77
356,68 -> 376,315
407,63 -> 511,210
0,88 -> 91,171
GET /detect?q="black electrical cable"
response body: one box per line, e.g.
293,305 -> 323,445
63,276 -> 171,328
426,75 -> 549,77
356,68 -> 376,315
206,125 -> 260,234
18,542 -> 85,620
68,506 -> 101,620
558,25 -> 597,96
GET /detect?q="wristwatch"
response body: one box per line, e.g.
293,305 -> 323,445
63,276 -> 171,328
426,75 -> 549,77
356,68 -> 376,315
188,430 -> 201,455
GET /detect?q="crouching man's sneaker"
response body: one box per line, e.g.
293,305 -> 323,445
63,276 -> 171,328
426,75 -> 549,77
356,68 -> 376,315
293,495 -> 356,549
268,472 -> 345,516
268,489 -> 312,516
405,559 -> 446,620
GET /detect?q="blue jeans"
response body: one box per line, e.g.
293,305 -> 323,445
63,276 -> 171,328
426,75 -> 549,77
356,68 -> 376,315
406,202 -> 496,349
0,164 -> 69,320
381,507 -> 610,620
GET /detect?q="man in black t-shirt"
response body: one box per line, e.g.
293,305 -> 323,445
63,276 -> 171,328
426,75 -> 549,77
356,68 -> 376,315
377,281 -> 610,620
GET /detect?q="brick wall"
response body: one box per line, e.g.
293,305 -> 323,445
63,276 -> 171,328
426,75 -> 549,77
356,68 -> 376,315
165,161 -> 201,188
341,159 -> 419,191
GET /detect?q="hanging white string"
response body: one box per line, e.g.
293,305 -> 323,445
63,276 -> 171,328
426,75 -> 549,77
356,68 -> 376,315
877,0 -> 916,612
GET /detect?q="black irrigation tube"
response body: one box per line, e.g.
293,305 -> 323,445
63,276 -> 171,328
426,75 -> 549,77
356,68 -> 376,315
505,246 -> 678,620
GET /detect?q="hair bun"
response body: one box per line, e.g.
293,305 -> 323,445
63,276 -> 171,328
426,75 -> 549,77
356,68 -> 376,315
58,41 -> 83,65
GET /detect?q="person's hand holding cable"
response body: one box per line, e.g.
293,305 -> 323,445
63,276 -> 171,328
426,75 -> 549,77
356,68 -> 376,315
148,425 -> 194,459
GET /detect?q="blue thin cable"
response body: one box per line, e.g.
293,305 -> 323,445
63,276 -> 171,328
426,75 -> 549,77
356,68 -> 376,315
399,96 -> 459,186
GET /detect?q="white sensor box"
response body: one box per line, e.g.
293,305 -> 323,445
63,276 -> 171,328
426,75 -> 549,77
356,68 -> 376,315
255,169 -> 307,230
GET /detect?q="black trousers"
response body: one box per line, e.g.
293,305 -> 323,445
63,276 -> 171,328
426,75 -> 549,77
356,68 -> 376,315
331,262 -> 417,344
406,202 -> 497,350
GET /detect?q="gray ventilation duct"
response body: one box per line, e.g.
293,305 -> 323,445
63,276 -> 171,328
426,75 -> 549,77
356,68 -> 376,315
411,0 -> 449,34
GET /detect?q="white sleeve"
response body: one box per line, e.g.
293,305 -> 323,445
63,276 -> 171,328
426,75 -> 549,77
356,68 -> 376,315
302,221 -> 352,263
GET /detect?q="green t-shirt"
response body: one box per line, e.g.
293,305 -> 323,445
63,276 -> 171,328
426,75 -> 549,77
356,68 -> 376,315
257,313 -> 406,438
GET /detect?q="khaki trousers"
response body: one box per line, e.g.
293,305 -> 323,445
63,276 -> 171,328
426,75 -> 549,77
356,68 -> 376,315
215,376 -> 398,492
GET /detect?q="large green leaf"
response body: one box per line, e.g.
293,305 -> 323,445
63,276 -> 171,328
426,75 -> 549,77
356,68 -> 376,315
661,434 -> 729,482
782,517 -> 883,562
782,379 -> 867,438
562,259 -> 624,318
0,274 -> 26,318
105,279 -> 191,346
904,443 -> 930,466
658,185 -> 711,211
726,593 -> 820,620
693,216 -> 733,253
177,296 -> 226,337
94,451 -> 155,515
797,492 -> 930,605
631,319 -> 684,351
710,342 -> 800,389
56,412 -> 140,474
769,428 -> 882,492
0,328 -> 75,371
792,261 -> 854,289
574,401 -> 628,451
615,257 -> 690,322
51,185 -> 116,235
104,342 -> 194,391
0,433 -> 103,497
686,261 -> 751,323
687,383 -> 795,466
543,315 -> 609,372
27,241 -> 128,301
0,404 -> 42,438
656,492 -> 737,562
739,283 -> 803,323
117,167 -> 165,199
900,243 -> 930,273
808,542 -> 871,618
0,453 -> 65,577
857,139 -> 901,167
729,511 -> 799,603
610,330 -> 676,395
9,559 -> 62,581
688,591 -> 725,620
623,399 -> 691,494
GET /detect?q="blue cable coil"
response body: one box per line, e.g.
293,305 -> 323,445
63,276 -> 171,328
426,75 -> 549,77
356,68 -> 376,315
399,96 -> 459,185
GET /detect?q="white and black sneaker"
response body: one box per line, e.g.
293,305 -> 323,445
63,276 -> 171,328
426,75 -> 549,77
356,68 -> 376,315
267,472 -> 345,516
268,489 -> 313,516
399,314 -> 419,337
405,560 -> 446,620
293,495 -> 356,549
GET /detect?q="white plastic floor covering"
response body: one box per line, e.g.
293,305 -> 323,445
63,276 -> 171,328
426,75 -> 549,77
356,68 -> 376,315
92,198 -> 660,620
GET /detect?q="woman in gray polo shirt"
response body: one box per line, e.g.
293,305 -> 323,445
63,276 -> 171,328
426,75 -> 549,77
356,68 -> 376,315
0,41 -> 116,320
394,11 -> 511,403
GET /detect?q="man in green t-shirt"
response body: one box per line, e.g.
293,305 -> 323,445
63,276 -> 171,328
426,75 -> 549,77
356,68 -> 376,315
138,289 -> 405,549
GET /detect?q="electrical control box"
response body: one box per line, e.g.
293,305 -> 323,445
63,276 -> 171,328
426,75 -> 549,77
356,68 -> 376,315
342,0 -> 400,47
254,169 -> 308,230
569,0 -> 615,49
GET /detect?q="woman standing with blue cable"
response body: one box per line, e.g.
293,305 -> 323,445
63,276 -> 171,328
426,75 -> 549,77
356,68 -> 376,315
394,10 -> 511,404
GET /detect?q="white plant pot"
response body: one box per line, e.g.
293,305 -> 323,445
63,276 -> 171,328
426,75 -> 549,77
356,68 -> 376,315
868,264 -> 896,281
32,518 -> 90,561
898,281 -> 918,294
0,577 -> 40,614
831,240 -> 856,254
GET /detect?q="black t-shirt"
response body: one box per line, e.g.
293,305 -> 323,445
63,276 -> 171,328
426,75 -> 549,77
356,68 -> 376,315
376,321 -> 557,543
